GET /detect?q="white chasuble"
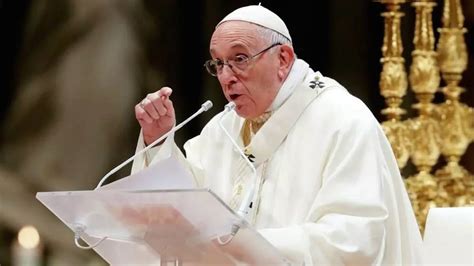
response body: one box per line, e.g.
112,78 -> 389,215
132,64 -> 422,265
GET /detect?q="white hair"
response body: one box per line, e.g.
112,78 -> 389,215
255,24 -> 292,47
253,24 -> 295,59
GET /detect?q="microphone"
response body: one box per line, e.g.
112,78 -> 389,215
218,102 -> 257,221
95,100 -> 213,189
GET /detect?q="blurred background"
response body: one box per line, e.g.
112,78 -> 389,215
1,0 -> 473,264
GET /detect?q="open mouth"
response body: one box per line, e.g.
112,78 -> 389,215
229,94 -> 240,101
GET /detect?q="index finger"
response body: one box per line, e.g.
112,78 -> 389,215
159,87 -> 173,99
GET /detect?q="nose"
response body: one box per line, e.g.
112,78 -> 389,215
218,64 -> 237,85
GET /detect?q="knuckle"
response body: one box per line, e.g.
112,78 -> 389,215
144,92 -> 156,100
135,111 -> 144,119
137,109 -> 146,116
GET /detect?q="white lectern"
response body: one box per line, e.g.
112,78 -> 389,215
37,189 -> 290,265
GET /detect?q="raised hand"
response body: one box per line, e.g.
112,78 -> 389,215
135,87 -> 175,145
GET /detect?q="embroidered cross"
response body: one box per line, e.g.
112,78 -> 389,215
309,76 -> 325,89
246,153 -> 255,163
244,147 -> 255,163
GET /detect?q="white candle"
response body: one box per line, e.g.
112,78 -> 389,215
12,226 -> 42,266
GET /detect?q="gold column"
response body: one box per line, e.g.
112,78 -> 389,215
435,0 -> 474,206
377,0 -> 411,170
404,0 -> 445,231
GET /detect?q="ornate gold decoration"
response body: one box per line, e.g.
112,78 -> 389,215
375,0 -> 474,232
404,0 -> 445,231
377,0 -> 411,169
434,0 -> 474,206
382,119 -> 411,168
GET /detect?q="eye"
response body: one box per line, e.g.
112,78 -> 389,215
233,55 -> 248,64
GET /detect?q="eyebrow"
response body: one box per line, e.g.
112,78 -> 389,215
209,42 -> 250,56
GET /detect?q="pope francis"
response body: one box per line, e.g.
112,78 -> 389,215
132,5 -> 422,265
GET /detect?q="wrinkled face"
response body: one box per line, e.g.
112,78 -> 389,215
210,21 -> 282,118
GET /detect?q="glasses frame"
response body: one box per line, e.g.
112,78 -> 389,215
204,42 -> 282,77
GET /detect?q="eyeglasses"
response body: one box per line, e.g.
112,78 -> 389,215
204,42 -> 282,77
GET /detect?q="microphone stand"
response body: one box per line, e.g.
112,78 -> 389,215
95,101 -> 213,190
73,101 -> 213,250
217,102 -> 258,245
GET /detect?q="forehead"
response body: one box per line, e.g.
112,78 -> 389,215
210,21 -> 263,55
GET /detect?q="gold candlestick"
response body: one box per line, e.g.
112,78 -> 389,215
405,0 -> 445,232
377,0 -> 411,170
435,0 -> 473,206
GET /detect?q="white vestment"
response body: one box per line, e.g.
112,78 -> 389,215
132,60 -> 422,265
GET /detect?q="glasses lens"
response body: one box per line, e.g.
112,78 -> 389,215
231,55 -> 249,71
204,60 -> 217,76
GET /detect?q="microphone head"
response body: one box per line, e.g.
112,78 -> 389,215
224,102 -> 236,111
201,100 -> 213,111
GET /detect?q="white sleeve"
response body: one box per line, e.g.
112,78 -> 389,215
130,129 -> 207,188
131,129 -> 184,173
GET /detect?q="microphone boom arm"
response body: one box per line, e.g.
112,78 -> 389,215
95,100 -> 213,189
218,102 -> 258,219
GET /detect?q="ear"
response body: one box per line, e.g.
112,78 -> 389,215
277,44 -> 295,80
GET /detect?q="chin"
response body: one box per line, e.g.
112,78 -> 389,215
235,109 -> 249,118
235,107 -> 262,119
235,106 -> 253,118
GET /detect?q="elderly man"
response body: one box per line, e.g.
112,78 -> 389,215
132,5 -> 422,265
